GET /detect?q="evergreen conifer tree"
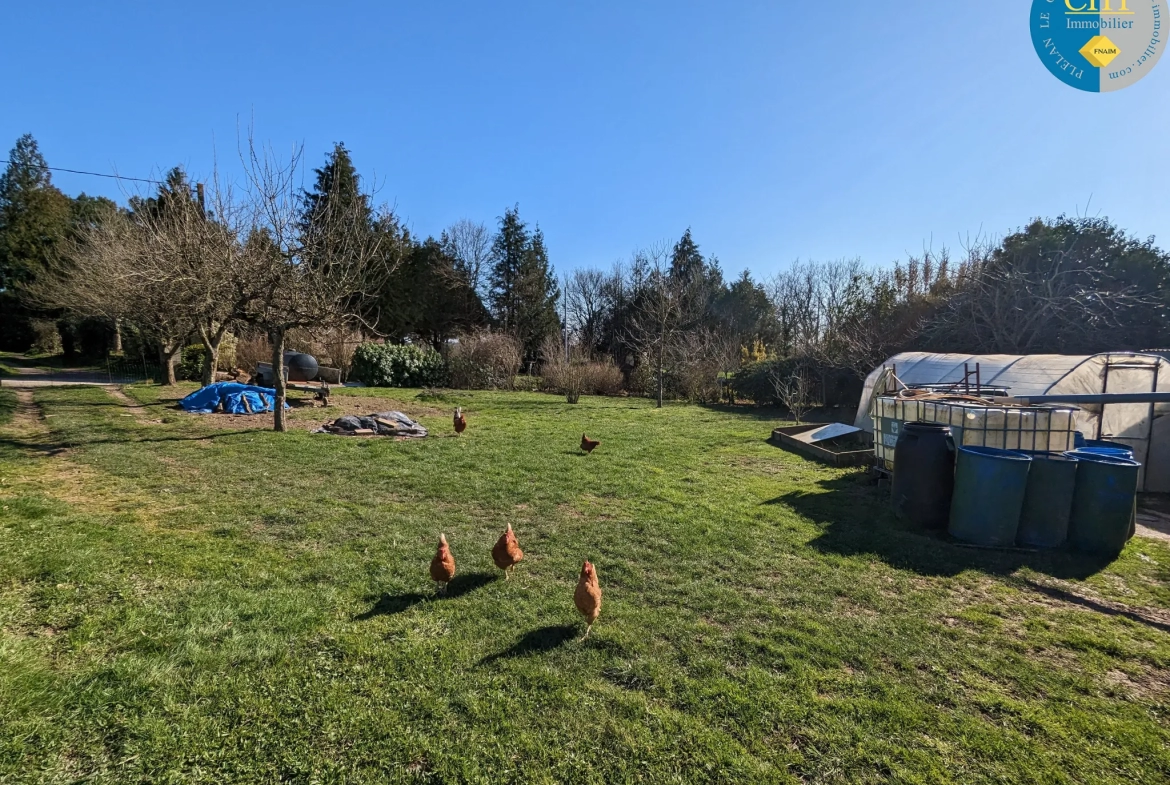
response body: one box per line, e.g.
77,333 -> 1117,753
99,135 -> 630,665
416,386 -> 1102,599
299,143 -> 372,248
488,206 -> 560,364
0,134 -> 71,291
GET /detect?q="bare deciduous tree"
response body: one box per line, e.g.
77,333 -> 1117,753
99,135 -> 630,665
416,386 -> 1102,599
236,138 -> 398,431
926,242 -> 1159,354
770,368 -> 813,423
626,242 -> 683,408
565,267 -> 607,354
35,195 -> 197,384
443,218 -> 491,298
670,327 -> 736,404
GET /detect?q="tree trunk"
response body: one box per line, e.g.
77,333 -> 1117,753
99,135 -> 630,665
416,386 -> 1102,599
158,343 -> 179,385
270,327 -> 287,432
112,318 -> 123,354
198,324 -> 228,387
656,341 -> 664,408
201,344 -> 219,387
58,320 -> 76,359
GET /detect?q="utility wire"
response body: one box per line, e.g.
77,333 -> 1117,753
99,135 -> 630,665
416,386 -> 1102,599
0,160 -> 166,185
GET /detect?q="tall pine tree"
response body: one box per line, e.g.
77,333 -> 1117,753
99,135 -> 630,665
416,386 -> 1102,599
514,226 -> 560,362
299,143 -> 372,249
669,227 -> 724,328
0,134 -> 72,291
488,206 -> 559,364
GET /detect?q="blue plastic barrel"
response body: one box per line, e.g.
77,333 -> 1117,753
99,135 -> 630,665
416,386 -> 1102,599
1064,452 -> 1140,558
948,446 -> 1032,547
1072,446 -> 1135,461
1017,453 -> 1078,549
1086,438 -> 1133,452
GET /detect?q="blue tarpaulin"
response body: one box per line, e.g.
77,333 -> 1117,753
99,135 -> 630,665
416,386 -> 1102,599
179,382 -> 288,414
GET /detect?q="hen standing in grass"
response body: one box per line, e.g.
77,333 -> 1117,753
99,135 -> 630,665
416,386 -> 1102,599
580,433 -> 600,453
574,560 -> 602,639
491,523 -> 524,579
453,407 -> 467,435
430,534 -> 456,595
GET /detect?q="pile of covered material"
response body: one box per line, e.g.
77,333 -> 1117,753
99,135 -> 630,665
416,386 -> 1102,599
179,382 -> 287,414
313,410 -> 427,438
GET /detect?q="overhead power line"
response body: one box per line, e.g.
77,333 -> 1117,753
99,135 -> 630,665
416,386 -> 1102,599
0,160 -> 166,185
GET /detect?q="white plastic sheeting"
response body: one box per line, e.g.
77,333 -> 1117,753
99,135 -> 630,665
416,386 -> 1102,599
855,352 -> 1170,492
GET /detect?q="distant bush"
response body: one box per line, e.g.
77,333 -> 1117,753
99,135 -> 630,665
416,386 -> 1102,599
234,332 -> 270,374
511,374 -> 542,392
447,331 -> 522,390
540,338 -> 625,399
352,343 -> 447,387
177,344 -> 206,381
545,360 -> 624,397
731,359 -> 792,405
731,358 -> 859,408
29,320 -> 62,356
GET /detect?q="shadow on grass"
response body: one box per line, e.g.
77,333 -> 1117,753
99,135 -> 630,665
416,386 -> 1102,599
778,473 -> 1114,581
478,624 -> 578,665
0,430 -> 258,454
447,572 -> 497,597
1012,578 -> 1170,634
355,573 -> 498,621
22,399 -> 145,409
355,592 -> 429,619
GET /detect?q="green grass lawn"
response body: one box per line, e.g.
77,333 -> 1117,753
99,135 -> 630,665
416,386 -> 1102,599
1,385 -> 1168,783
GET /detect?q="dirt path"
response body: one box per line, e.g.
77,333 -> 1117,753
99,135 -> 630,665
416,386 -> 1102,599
8,389 -> 48,437
104,386 -> 156,422
0,388 -> 66,456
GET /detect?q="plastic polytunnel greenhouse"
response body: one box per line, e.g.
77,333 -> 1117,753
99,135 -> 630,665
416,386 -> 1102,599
854,352 -> 1170,492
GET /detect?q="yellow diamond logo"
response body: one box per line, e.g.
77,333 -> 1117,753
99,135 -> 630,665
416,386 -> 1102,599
1080,35 -> 1121,68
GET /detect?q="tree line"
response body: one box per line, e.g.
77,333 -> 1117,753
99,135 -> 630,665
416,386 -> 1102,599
2,131 -> 1168,423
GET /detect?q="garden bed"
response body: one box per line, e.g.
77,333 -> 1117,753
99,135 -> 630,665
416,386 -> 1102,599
770,422 -> 873,467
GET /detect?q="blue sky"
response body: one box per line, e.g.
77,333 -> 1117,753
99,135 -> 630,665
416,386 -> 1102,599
2,1 -> 1167,278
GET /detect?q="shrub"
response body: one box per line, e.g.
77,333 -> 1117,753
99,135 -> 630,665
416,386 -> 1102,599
512,374 -> 542,392
540,339 -> 625,399
318,326 -> 362,382
216,333 -> 238,372
731,357 -> 862,408
29,320 -> 62,356
626,357 -> 654,398
447,331 -> 522,390
352,343 -> 447,387
581,361 -> 625,396
177,344 -> 206,381
234,333 -> 271,374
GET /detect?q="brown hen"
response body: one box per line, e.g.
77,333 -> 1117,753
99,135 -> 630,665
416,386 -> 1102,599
580,433 -> 600,453
574,560 -> 602,639
454,407 -> 467,435
429,534 -> 456,594
491,523 -> 524,578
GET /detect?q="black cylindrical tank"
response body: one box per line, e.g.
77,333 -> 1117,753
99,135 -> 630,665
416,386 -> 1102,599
892,421 -> 955,528
282,351 -> 319,383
